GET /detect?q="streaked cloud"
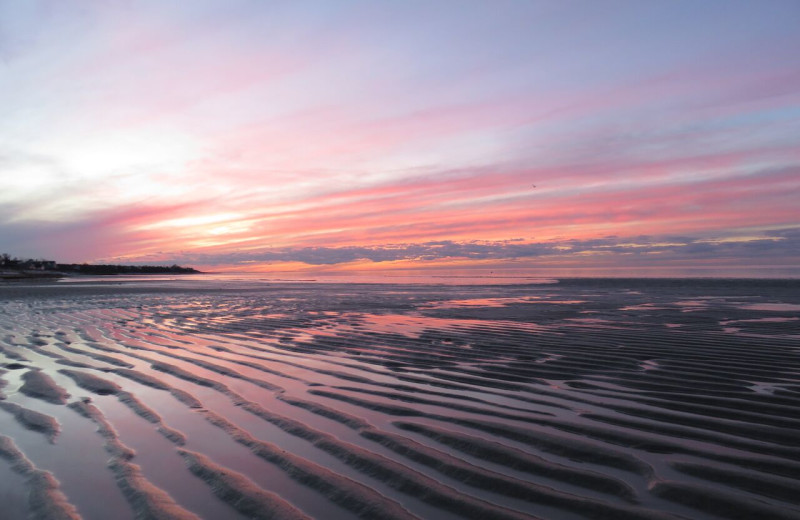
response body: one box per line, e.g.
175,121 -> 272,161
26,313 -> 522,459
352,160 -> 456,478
105,229 -> 800,271
1,1 -> 798,273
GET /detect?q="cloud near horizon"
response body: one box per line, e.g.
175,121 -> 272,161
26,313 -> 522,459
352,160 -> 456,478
1,1 -> 799,274
93,228 -> 800,274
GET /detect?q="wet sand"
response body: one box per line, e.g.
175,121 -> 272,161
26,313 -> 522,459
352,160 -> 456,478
1,278 -> 799,519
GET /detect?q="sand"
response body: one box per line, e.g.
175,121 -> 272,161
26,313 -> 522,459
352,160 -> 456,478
0,435 -> 81,520
19,369 -> 70,404
0,277 -> 799,519
178,449 -> 312,520
0,401 -> 60,443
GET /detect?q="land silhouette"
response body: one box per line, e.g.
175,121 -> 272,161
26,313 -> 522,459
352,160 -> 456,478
1,253 -> 199,279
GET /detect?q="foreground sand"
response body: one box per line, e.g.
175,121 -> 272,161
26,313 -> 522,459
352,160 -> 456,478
1,278 -> 799,520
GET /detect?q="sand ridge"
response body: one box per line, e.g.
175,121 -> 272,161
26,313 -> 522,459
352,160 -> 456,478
0,278 -> 798,519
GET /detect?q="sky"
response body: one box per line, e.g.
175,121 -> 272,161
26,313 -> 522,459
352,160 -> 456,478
1,0 -> 799,275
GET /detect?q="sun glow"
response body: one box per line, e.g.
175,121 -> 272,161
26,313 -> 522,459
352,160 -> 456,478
0,1 -> 797,274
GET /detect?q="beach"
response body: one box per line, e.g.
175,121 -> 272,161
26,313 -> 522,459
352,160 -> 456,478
1,277 -> 799,520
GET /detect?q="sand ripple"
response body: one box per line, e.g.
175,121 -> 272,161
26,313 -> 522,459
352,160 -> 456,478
0,278 -> 798,519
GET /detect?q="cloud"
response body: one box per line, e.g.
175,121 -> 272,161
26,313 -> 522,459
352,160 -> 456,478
1,2 -> 799,272
104,228 -> 800,269
2,154 -> 798,265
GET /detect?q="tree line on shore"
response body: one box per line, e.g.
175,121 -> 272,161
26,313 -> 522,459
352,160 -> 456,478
1,253 -> 199,275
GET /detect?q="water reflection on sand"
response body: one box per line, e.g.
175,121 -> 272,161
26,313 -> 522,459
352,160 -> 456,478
1,277 -> 799,520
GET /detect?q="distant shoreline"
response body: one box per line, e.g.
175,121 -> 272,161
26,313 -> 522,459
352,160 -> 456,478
1,255 -> 201,281
4,272 -> 800,289
1,268 -> 202,282
0,271 -> 64,281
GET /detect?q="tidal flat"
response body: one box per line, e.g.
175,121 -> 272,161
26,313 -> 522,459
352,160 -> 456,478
1,277 -> 799,520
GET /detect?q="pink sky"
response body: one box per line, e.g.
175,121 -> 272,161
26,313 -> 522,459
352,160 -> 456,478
1,1 -> 799,275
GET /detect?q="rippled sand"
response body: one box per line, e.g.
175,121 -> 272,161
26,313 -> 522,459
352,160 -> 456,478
1,278 -> 799,520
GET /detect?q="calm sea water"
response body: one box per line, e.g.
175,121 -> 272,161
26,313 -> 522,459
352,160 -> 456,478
53,266 -> 800,287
